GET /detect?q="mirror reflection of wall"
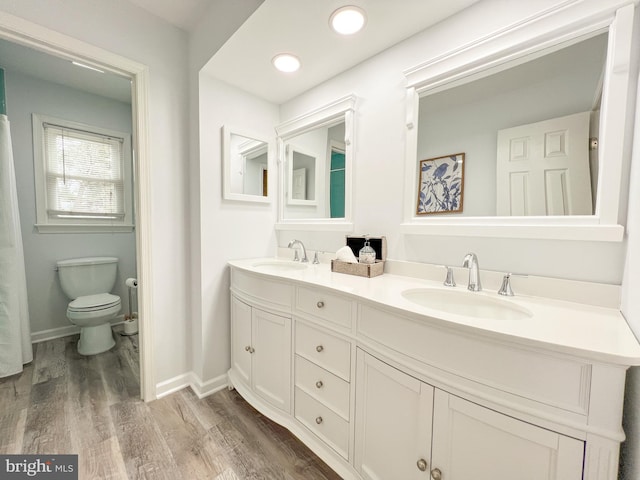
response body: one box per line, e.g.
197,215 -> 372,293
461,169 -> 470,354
229,132 -> 268,197
417,32 -> 607,217
283,120 -> 346,219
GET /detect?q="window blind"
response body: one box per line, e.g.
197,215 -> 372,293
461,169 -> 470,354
43,123 -> 125,219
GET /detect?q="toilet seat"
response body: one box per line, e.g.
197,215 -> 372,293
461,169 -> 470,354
68,293 -> 121,312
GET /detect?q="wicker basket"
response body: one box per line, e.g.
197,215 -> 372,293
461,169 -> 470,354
331,259 -> 384,278
330,236 -> 387,278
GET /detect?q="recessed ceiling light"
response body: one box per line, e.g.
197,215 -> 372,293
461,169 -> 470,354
272,53 -> 301,73
330,6 -> 366,35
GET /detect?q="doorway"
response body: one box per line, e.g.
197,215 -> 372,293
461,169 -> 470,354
0,17 -> 154,400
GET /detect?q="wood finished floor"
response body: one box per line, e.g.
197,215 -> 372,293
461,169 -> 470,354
0,330 -> 341,480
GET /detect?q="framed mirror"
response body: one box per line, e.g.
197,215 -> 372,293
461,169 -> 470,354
402,3 -> 636,242
222,125 -> 271,203
276,95 -> 355,230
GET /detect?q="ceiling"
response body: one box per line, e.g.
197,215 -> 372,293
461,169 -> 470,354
0,0 -> 214,105
0,38 -> 132,104
0,0 -> 481,108
124,0 -> 214,32
202,0 -> 480,104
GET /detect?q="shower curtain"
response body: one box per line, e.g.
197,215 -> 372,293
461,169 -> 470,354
0,108 -> 32,377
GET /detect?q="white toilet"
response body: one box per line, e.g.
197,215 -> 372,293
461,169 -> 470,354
56,257 -> 122,355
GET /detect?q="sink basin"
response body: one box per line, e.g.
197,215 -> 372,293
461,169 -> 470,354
251,260 -> 308,273
401,288 -> 532,320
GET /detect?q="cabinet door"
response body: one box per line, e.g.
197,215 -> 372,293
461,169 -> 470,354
231,296 -> 252,386
355,351 -> 434,480
430,390 -> 584,480
252,308 -> 292,412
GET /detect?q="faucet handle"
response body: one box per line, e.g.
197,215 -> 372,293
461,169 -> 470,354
498,273 -> 528,296
312,251 -> 320,265
293,249 -> 300,262
443,266 -> 456,287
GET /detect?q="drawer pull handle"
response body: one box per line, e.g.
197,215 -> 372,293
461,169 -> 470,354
431,468 -> 442,480
316,345 -> 324,353
417,459 -> 428,472
315,380 -> 323,389
315,416 -> 323,424
316,301 -> 325,308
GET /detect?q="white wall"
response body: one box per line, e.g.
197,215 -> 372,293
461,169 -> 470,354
5,70 -> 136,336
275,0 -> 629,284
187,0 -> 264,386
197,75 -> 278,383
0,0 -> 192,386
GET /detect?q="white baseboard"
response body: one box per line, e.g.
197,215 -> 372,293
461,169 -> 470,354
156,373 -> 195,399
191,373 -> 228,399
155,372 -> 228,400
31,324 -> 81,343
31,317 -> 125,344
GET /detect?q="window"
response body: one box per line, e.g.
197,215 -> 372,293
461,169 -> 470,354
32,114 -> 133,232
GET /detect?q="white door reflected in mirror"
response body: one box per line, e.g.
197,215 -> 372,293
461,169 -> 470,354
496,112 -> 593,216
222,126 -> 271,203
287,145 -> 317,204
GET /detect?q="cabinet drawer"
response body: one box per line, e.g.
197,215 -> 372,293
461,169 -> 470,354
232,268 -> 292,310
358,304 -> 591,415
295,387 -> 349,459
295,355 -> 350,420
295,322 -> 351,381
296,286 -> 352,328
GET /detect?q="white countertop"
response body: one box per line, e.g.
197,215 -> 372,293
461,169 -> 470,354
228,258 -> 640,366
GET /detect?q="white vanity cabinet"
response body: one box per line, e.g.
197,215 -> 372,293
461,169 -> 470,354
230,296 -> 292,412
229,269 -> 293,413
227,260 -> 640,480
354,350 -> 584,480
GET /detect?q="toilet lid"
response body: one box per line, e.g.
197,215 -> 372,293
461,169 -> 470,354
69,293 -> 120,312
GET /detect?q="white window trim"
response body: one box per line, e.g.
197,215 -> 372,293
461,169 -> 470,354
32,113 -> 134,233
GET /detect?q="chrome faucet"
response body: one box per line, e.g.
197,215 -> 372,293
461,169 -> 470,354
462,253 -> 482,292
288,239 -> 309,263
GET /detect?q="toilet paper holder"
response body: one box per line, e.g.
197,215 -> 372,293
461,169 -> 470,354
122,277 -> 138,335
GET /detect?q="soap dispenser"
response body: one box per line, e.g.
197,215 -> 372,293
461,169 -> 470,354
358,239 -> 376,264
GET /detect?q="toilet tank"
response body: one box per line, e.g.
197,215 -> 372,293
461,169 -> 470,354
56,257 -> 118,299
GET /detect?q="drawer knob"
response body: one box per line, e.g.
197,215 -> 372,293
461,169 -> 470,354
431,468 -> 442,480
249,347 -> 255,353
316,301 -> 325,308
315,380 -> 323,389
316,345 -> 324,353
244,345 -> 251,352
315,416 -> 323,425
417,459 -> 428,472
